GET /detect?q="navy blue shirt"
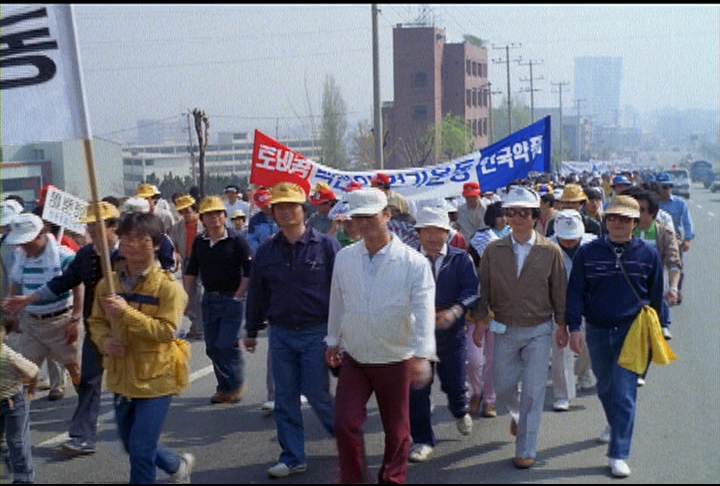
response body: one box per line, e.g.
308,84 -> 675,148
185,229 -> 252,293
245,227 -> 340,338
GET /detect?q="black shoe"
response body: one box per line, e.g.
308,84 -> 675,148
48,388 -> 65,401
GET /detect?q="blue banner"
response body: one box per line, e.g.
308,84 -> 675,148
475,115 -> 551,192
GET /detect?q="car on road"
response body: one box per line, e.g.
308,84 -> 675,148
711,177 -> 720,193
665,168 -> 691,199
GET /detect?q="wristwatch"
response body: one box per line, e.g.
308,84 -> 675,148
450,306 -> 463,319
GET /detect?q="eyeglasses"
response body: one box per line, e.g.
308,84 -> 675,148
504,208 -> 533,218
605,214 -> 633,223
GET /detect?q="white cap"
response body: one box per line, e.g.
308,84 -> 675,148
121,196 -> 150,214
230,209 -> 246,219
502,185 -> 540,209
327,199 -> 351,220
418,198 -> 456,214
554,209 -> 584,240
5,213 -> 44,245
414,207 -> 452,231
345,188 -> 388,217
1,199 -> 24,226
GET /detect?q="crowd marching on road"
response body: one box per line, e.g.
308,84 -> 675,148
0,167 -> 696,483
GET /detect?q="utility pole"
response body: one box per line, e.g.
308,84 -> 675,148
186,111 -> 197,186
574,98 -> 586,161
518,59 -> 544,123
492,43 -> 521,135
192,108 -> 209,198
482,82 -> 502,145
551,81 -> 570,170
371,4 -> 384,170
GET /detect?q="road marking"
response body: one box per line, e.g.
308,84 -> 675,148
37,364 -> 215,448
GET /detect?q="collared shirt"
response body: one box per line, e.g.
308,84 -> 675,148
185,228 -> 252,293
511,231 -> 537,278
659,195 -> 694,241
422,243 -> 447,277
327,235 -> 437,364
245,227 -> 339,336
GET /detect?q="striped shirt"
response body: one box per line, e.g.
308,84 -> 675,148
10,235 -> 74,315
0,342 -> 40,399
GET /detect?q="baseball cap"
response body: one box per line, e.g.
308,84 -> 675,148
5,213 -> 44,245
309,187 -> 337,205
370,172 -> 391,186
502,186 -> 540,208
414,207 -> 452,231
611,175 -> 632,187
253,189 -> 272,209
462,181 -> 481,197
224,184 -> 239,193
345,188 -> 388,217
344,181 -> 363,192
655,172 -> 674,186
554,209 -> 584,240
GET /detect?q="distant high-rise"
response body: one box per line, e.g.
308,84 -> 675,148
574,56 -> 622,127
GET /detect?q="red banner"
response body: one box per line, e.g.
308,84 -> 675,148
250,129 -> 313,194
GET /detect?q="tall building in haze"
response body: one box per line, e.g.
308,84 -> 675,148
574,56 -> 623,127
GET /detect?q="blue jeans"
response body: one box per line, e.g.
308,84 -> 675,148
270,324 -> 334,467
114,394 -> 182,484
586,322 -> 638,460
68,334 -> 103,445
0,389 -> 33,483
202,294 -> 245,393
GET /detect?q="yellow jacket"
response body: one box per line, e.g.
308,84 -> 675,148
88,261 -> 190,398
618,305 -> 676,374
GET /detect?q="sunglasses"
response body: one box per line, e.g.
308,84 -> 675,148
605,214 -> 633,223
505,208 -> 533,218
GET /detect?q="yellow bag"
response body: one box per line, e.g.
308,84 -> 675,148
618,305 -> 676,374
170,337 -> 192,392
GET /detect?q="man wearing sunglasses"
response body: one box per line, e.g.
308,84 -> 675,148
472,185 -> 567,470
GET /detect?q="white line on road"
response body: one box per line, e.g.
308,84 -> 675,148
37,364 -> 215,448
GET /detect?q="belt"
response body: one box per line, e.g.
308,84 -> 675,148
28,307 -> 72,320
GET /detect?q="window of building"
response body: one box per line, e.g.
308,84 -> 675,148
466,89 -> 472,107
472,61 -> 477,76
411,72 -> 428,88
466,60 -> 471,75
472,89 -> 477,107
483,118 -> 488,137
412,105 -> 428,120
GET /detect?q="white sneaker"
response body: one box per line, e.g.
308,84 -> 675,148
609,458 -> 631,477
598,425 -> 611,444
577,374 -> 596,390
408,444 -> 434,463
455,413 -> 473,435
553,399 -> 570,411
171,453 -> 195,484
661,327 -> 672,340
636,377 -> 646,387
260,400 -> 274,412
300,395 -> 308,405
267,462 -> 307,478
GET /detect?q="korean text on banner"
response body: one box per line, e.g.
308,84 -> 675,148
251,130 -> 313,194
1,4 -> 91,145
475,116 -> 551,192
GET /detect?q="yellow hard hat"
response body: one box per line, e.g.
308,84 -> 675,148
174,195 -> 196,212
136,183 -> 161,199
198,196 -> 226,215
79,201 -> 120,223
270,182 -> 307,205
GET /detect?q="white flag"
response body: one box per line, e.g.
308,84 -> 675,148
1,4 -> 91,145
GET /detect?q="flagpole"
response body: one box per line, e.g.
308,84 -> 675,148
66,4 -> 115,294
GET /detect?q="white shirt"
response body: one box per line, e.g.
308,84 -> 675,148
511,231 -> 537,278
327,235 -> 437,364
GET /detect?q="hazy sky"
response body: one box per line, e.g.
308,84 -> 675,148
72,4 -> 719,143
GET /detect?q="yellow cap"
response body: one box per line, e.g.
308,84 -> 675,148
270,182 -> 307,205
136,183 -> 161,199
174,195 -> 196,212
79,201 -> 120,223
198,196 -> 226,215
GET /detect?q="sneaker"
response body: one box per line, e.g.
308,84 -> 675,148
36,375 -> 51,391
636,377 -> 646,387
481,402 -> 497,418
598,425 -> 611,444
553,399 -> 570,412
61,437 -> 96,455
408,444 -> 434,463
609,458 -> 631,478
662,327 -> 672,340
577,374 -> 596,391
456,413 -> 472,435
210,382 -> 248,404
260,400 -> 274,412
267,462 -> 307,478
300,395 -> 308,405
171,453 -> 195,484
513,456 -> 535,469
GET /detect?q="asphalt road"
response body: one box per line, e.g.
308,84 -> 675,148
5,182 -> 719,484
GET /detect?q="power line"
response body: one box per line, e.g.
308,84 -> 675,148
492,43 -> 522,133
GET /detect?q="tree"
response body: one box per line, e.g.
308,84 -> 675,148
439,112 -> 474,161
192,108 -> 209,197
319,74 -> 349,168
491,95 -> 531,140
